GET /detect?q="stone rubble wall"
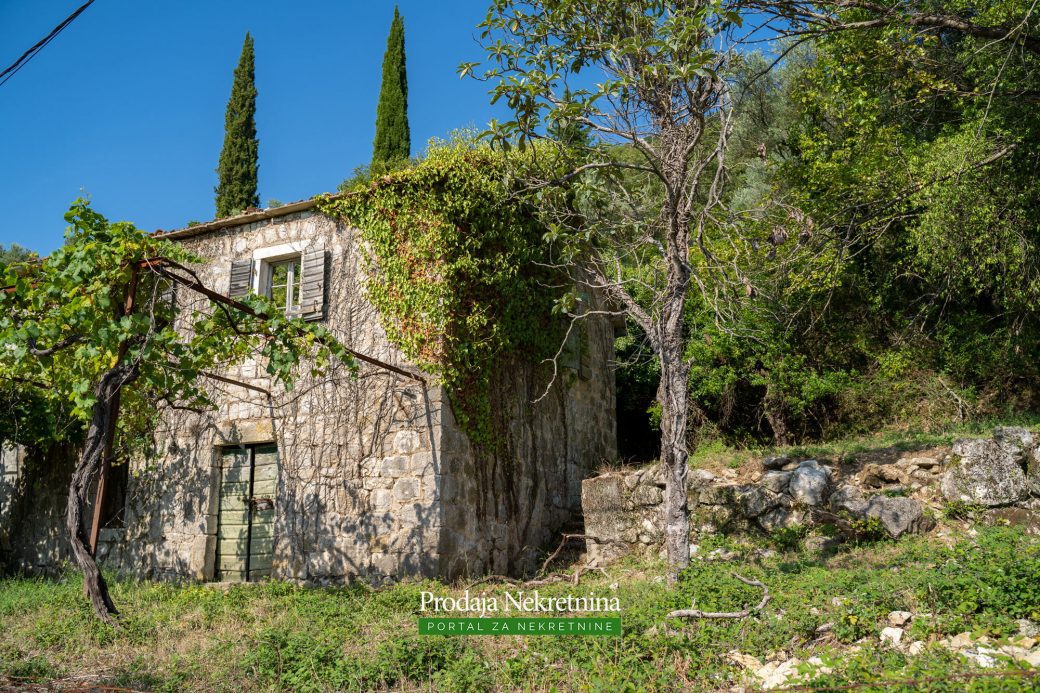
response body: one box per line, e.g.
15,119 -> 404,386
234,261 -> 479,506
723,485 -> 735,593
583,426 -> 1040,562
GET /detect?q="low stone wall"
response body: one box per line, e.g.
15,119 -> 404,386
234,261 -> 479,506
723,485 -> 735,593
582,426 -> 1040,562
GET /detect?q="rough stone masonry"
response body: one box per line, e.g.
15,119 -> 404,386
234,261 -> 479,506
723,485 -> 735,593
583,426 -> 1040,562
0,202 -> 618,584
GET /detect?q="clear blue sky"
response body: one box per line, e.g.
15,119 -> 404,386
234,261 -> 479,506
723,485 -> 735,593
0,0 -> 506,255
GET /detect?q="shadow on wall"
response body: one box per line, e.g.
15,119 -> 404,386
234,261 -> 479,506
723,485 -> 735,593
0,441 -> 80,574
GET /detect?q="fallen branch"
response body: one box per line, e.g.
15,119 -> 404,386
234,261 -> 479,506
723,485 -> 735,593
538,533 -> 606,575
572,561 -> 610,585
666,573 -> 770,620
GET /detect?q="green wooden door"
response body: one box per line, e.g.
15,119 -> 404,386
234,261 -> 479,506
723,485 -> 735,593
216,444 -> 278,582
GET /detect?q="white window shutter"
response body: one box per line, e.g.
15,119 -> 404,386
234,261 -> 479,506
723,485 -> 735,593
229,259 -> 254,299
299,241 -> 326,321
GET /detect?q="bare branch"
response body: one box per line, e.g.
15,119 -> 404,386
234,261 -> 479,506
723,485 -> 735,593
666,573 -> 771,620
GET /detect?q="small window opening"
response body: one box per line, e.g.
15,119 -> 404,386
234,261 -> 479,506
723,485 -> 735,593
265,257 -> 302,313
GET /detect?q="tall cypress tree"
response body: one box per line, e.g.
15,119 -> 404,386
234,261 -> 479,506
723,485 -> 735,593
372,7 -> 410,166
215,33 -> 259,218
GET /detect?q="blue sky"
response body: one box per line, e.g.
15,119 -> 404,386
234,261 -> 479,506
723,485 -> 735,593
0,1 -> 506,254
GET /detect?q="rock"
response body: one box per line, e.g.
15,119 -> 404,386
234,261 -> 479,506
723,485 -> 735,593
698,484 -> 734,506
1017,618 -> 1040,638
961,648 -> 999,668
760,471 -> 793,494
949,632 -> 973,649
726,651 -> 763,671
757,659 -> 802,690
630,484 -> 663,506
888,610 -> 913,627
758,506 -> 807,532
790,462 -> 831,506
689,468 -> 716,488
908,641 -> 926,656
831,485 -> 868,514
941,435 -> 1030,506
907,457 -> 941,469
985,507 -> 1040,535
994,426 -> 1033,451
736,485 -> 781,518
860,463 -> 908,487
761,455 -> 790,471
798,459 -> 829,472
862,495 -> 935,538
1014,636 -> 1037,649
880,627 -> 904,646
803,535 -> 840,555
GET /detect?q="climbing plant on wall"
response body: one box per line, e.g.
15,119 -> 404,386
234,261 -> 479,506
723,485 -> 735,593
318,137 -> 567,447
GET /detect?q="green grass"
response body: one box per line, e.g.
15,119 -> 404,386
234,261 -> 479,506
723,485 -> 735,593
687,415 -> 1040,469
2,525 -> 1039,691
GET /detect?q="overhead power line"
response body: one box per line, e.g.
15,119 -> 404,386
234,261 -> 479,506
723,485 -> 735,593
0,0 -> 97,89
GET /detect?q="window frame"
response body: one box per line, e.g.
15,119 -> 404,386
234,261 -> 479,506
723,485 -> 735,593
250,242 -> 311,317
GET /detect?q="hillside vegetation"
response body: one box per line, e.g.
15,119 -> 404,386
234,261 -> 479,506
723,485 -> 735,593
2,526 -> 1038,691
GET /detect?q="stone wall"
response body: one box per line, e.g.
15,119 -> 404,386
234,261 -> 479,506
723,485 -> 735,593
2,207 -> 616,584
583,427 -> 1040,562
0,443 -> 80,573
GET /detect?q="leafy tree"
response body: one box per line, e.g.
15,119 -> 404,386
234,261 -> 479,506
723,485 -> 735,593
215,33 -> 260,218
372,7 -> 410,168
465,0 -> 809,575
673,1 -> 1040,445
0,201 -> 351,622
0,243 -> 35,266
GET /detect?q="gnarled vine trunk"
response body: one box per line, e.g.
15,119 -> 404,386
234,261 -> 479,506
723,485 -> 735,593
66,363 -> 135,624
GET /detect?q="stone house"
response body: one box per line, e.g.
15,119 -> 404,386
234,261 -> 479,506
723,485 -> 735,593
0,199 -> 618,584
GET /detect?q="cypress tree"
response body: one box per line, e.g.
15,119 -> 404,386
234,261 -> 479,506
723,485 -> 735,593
372,7 -> 410,166
215,33 -> 259,218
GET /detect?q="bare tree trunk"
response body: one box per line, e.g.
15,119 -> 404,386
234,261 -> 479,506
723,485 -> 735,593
66,364 -> 134,624
658,313 -> 692,580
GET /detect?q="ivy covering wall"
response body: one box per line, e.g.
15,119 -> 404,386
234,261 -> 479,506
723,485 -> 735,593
318,139 -> 566,446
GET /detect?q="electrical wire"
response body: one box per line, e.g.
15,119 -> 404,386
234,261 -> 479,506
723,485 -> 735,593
0,0 -> 97,89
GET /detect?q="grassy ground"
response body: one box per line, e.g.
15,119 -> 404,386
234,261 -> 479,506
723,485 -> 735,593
2,521 -> 1039,691
685,415 -> 1040,470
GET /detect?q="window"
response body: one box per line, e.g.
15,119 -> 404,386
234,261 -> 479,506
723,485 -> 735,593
227,240 -> 326,321
266,256 -> 302,313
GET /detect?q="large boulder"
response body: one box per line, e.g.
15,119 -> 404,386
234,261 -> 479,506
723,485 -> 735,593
829,485 -> 933,538
862,496 -> 935,539
789,460 -> 831,506
941,430 -> 1032,506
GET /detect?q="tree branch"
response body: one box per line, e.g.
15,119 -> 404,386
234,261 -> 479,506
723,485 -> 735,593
666,574 -> 770,620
